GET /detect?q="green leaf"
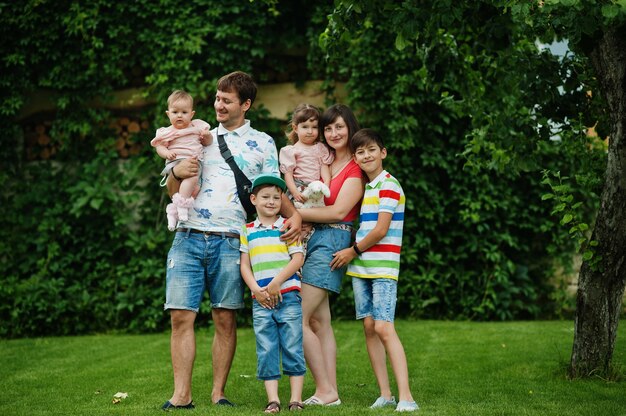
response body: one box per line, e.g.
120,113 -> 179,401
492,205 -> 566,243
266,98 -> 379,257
90,198 -> 103,210
601,5 -> 619,19
395,33 -> 408,51
561,213 -> 573,224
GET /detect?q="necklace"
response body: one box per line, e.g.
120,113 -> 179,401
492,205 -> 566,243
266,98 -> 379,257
331,156 -> 351,178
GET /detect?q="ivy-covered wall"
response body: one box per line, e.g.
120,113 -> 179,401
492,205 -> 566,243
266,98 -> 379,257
0,0 -> 607,338
0,0 -> 331,337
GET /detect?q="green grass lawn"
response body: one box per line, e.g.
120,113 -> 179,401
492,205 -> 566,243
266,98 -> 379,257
1,320 -> 624,415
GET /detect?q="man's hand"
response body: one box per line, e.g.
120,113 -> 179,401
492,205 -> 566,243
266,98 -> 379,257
300,222 -> 313,242
173,157 -> 199,179
281,215 -> 302,243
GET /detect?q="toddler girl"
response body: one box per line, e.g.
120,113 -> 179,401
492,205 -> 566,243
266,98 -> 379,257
151,90 -> 212,230
279,103 -> 333,205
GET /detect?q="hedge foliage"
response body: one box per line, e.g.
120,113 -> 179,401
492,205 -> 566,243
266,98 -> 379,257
0,0 -> 607,337
0,0 -> 324,337
320,1 -> 607,320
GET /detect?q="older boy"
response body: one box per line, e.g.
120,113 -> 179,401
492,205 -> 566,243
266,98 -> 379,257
331,128 -> 418,412
240,175 -> 306,413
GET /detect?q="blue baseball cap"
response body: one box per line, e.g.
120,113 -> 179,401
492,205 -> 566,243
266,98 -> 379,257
251,175 -> 287,192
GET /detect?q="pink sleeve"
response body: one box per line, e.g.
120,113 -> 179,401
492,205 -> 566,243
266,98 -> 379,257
191,119 -> 210,130
316,142 -> 334,165
150,127 -> 171,148
279,146 -> 297,174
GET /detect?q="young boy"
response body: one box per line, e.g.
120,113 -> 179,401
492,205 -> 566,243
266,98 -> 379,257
331,128 -> 419,412
240,175 -> 306,413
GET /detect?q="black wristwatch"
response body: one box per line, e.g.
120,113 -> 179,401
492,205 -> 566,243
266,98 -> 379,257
171,166 -> 182,181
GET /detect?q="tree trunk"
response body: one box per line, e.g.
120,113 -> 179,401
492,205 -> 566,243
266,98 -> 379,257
570,26 -> 626,378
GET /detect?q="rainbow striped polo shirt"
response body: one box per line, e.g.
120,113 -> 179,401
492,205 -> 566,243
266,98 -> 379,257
347,170 -> 405,280
240,216 -> 303,295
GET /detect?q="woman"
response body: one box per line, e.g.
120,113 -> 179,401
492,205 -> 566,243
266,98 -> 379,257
297,104 -> 364,405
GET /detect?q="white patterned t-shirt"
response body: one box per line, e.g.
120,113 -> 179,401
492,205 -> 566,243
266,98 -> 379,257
179,120 -> 279,233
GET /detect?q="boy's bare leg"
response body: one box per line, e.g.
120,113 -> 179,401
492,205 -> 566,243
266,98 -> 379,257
363,317 -> 393,399
264,379 -> 280,404
375,321 -> 414,403
289,375 -> 304,404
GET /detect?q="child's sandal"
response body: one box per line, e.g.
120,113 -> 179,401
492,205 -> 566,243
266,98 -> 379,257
264,401 -> 281,414
288,401 -> 304,411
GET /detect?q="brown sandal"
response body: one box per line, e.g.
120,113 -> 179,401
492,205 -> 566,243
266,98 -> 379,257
264,401 -> 281,413
288,401 -> 304,411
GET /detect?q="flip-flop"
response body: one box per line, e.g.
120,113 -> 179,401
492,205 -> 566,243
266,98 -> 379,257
303,396 -> 322,405
161,400 -> 195,410
215,398 -> 235,406
303,396 -> 341,406
326,398 -> 342,406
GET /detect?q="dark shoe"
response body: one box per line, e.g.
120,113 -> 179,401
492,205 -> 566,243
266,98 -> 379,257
215,398 -> 235,406
162,400 -> 195,411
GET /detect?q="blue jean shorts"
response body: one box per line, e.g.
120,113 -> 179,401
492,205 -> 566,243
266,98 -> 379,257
164,230 -> 244,311
253,291 -> 305,380
352,277 -> 398,322
301,224 -> 352,294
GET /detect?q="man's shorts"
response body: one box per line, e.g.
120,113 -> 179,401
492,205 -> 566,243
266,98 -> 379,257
164,230 -> 244,311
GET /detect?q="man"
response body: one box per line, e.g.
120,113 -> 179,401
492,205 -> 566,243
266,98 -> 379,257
161,71 -> 301,410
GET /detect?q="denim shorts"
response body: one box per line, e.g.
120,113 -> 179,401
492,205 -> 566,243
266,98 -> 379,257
352,277 -> 398,322
301,224 -> 352,294
164,230 -> 244,311
252,291 -> 305,380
